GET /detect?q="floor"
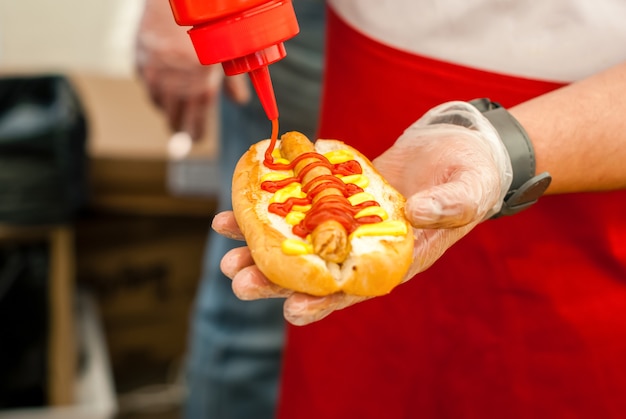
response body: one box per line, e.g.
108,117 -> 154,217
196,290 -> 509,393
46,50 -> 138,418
114,359 -> 185,419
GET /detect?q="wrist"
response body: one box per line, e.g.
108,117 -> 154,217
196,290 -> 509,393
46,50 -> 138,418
469,98 -> 552,218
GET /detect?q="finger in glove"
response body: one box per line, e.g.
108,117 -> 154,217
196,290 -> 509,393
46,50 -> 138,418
211,211 -> 244,240
231,265 -> 294,300
283,292 -> 370,326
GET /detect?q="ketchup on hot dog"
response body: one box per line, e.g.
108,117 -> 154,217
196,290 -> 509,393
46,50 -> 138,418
262,119 -> 383,239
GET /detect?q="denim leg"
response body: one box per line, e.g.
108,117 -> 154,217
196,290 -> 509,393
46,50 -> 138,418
184,234 -> 285,419
183,97 -> 286,419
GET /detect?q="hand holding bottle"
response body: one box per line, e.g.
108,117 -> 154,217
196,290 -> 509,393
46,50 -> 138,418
135,0 -> 250,140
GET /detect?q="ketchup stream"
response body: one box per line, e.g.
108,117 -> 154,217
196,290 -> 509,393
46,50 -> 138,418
262,119 -> 383,239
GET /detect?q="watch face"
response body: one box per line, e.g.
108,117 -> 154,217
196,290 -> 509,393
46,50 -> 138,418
500,172 -> 552,217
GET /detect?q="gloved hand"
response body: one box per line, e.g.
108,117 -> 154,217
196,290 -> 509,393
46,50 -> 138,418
135,0 -> 250,140
213,101 -> 513,325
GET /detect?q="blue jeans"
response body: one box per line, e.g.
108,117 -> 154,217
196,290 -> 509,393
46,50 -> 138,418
184,97 -> 286,419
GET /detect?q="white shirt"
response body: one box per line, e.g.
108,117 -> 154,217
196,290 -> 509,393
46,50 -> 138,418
328,0 -> 626,82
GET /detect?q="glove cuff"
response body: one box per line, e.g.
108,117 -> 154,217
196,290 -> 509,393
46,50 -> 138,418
470,98 -> 551,218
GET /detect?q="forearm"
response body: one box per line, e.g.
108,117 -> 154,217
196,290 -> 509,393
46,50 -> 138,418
510,61 -> 626,195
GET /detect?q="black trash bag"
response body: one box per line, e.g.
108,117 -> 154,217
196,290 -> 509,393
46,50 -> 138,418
0,243 -> 50,408
0,74 -> 89,225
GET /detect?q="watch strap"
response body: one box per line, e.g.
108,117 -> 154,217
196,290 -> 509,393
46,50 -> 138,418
469,98 -> 551,218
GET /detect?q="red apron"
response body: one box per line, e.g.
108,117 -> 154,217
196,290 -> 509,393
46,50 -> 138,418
278,7 -> 626,419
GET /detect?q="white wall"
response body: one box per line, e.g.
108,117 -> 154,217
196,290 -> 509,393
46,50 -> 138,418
0,0 -> 145,77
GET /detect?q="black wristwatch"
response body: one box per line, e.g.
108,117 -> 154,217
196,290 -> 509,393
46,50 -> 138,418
469,98 -> 551,218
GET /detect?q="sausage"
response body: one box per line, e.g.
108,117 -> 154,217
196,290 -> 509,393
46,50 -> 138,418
279,131 -> 351,263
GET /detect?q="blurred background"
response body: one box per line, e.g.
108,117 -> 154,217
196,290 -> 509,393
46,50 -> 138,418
0,1 -> 220,418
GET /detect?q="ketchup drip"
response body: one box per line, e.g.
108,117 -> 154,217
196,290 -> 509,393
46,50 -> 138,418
262,119 -> 383,238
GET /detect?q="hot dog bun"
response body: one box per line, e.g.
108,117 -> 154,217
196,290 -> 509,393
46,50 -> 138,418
231,133 -> 414,297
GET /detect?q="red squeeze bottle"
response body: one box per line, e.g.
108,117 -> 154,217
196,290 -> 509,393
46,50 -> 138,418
168,0 -> 300,120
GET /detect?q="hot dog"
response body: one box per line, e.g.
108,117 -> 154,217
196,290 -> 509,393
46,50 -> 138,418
231,130 -> 414,297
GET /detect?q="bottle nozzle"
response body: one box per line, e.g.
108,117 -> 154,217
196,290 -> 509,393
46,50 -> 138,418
222,45 -> 285,121
249,66 -> 279,120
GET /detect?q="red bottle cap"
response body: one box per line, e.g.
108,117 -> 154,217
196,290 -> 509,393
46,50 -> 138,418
185,0 -> 299,120
169,0 -> 269,26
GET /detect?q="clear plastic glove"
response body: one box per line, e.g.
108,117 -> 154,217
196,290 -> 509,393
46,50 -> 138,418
135,0 -> 250,140
213,101 -> 513,325
372,101 -> 513,277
